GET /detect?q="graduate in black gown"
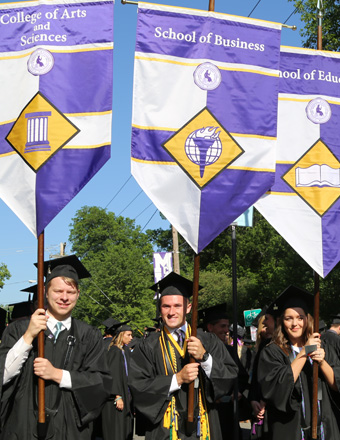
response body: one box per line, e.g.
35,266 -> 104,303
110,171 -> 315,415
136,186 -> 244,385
0,255 -> 111,440
102,321 -> 134,440
258,286 -> 340,440
128,272 -> 238,440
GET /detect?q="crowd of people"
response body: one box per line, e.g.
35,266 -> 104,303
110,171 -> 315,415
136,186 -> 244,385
0,258 -> 340,440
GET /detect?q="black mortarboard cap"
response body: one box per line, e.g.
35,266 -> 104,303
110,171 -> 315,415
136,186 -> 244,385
330,313 -> 340,325
10,301 -> 33,321
198,303 -> 229,325
150,272 -> 201,299
102,318 -> 131,334
35,255 -> 91,284
21,284 -> 38,302
251,306 -> 266,327
268,285 -> 314,317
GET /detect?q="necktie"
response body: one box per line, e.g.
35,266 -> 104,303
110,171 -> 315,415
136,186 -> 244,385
53,322 -> 63,342
175,329 -> 185,348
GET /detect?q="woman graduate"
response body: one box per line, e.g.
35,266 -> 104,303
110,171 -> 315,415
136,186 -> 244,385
102,320 -> 134,440
258,285 -> 340,440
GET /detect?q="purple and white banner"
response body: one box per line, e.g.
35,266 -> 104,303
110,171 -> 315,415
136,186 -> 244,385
0,0 -> 113,236
153,251 -> 173,283
256,46 -> 340,278
131,3 -> 282,253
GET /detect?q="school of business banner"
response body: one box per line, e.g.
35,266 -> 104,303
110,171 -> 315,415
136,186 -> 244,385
256,46 -> 340,278
131,3 -> 282,253
0,0 -> 113,236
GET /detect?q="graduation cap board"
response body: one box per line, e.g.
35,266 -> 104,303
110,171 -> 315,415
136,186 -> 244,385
21,284 -> 38,303
9,301 -> 33,321
102,318 -> 131,335
198,303 -> 229,325
34,254 -> 91,284
267,285 -> 314,318
150,271 -> 202,299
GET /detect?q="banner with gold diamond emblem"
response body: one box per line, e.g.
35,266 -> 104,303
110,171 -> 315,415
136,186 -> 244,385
0,0 -> 113,236
255,46 -> 340,277
131,3 -> 282,253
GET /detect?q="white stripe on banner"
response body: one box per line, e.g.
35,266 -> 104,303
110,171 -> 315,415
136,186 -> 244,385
0,155 -> 37,235
132,160 -> 201,249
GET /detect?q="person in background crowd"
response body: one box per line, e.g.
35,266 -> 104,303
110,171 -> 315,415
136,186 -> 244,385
102,321 -> 134,440
248,303 -> 277,439
128,272 -> 238,440
322,314 -> 340,358
229,323 -> 253,375
258,285 -> 340,440
204,310 -> 250,440
0,255 -> 111,440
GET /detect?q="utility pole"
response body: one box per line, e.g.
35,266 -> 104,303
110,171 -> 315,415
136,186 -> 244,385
172,225 -> 180,274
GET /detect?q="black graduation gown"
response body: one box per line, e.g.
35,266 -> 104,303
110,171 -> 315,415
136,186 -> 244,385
101,345 -> 133,440
258,342 -> 340,440
128,329 -> 238,440
0,318 -> 112,440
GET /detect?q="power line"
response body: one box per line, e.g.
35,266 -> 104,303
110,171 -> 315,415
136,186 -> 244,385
118,189 -> 143,216
248,0 -> 262,17
283,7 -> 298,24
104,175 -> 132,209
134,202 -> 154,220
142,208 -> 158,231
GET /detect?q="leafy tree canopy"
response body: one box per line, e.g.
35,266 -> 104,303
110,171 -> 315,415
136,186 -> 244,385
289,0 -> 340,50
0,264 -> 10,291
69,206 -> 156,335
148,209 -> 340,324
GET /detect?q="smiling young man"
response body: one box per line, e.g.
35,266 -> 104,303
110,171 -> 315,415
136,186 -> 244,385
0,255 -> 111,440
128,272 -> 238,440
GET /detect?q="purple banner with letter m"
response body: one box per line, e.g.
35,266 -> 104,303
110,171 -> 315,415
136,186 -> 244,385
0,0 -> 113,236
131,3 -> 282,253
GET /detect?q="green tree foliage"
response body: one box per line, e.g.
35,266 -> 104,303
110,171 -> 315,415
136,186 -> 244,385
289,0 -> 340,50
68,206 -> 156,334
148,210 -> 340,324
0,264 -> 10,290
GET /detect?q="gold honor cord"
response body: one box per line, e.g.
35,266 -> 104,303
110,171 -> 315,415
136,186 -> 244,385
160,326 -> 210,440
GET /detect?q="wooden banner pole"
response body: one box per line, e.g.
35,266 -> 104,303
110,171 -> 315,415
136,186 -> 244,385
37,231 -> 46,439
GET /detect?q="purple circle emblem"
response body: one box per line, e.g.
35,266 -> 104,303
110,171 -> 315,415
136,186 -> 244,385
193,62 -> 221,91
28,49 -> 54,76
306,98 -> 331,124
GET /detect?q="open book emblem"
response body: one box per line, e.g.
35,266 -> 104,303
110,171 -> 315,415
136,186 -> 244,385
282,139 -> 340,216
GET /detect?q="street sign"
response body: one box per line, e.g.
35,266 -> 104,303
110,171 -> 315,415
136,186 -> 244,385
243,308 -> 262,327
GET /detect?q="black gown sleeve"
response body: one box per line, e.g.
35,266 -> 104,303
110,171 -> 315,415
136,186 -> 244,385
66,323 -> 112,426
128,335 -> 173,425
106,345 -> 125,398
199,332 -> 239,403
258,343 -> 299,413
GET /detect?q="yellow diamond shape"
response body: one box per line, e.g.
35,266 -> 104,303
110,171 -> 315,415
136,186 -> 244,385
6,92 -> 79,172
283,139 -> 340,216
163,107 -> 244,188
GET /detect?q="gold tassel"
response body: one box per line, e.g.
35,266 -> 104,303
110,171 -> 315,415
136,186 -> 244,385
163,401 -> 172,429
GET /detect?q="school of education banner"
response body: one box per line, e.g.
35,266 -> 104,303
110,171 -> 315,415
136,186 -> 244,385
131,3 -> 282,253
255,46 -> 340,278
0,0 -> 113,237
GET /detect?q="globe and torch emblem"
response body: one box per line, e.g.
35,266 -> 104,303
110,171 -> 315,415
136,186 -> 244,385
185,126 -> 222,178
163,108 -> 244,188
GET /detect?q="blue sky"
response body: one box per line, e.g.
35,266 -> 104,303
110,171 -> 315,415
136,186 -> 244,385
0,0 -> 306,305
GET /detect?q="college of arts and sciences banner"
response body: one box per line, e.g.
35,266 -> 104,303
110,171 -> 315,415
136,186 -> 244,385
0,0 -> 113,237
255,47 -> 340,278
131,3 -> 282,253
